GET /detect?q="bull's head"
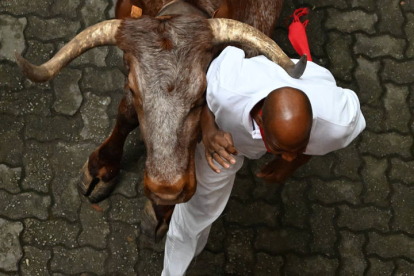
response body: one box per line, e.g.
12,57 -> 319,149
15,16 -> 306,205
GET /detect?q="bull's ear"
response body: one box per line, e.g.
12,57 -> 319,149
213,0 -> 231,18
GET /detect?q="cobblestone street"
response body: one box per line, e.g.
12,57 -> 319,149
0,0 -> 413,275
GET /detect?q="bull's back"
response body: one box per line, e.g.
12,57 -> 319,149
115,0 -> 222,19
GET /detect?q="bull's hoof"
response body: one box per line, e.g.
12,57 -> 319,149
78,160 -> 117,203
141,200 -> 170,243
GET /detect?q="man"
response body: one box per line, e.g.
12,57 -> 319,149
162,46 -> 366,275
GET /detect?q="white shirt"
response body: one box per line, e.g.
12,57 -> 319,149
206,46 -> 366,159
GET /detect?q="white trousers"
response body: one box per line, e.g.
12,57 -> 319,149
162,143 -> 245,276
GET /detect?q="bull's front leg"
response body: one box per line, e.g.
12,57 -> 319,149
79,92 -> 139,203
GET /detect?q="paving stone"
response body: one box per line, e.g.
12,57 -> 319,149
339,231 -> 366,275
305,9 -> 326,57
255,227 -> 310,254
0,164 -> 21,193
225,199 -> 279,227
326,32 -> 354,81
50,142 -> 97,222
225,227 -> 255,275
136,249 -> 163,276
0,88 -> 53,116
294,154 -> 337,179
361,156 -> 390,207
22,140 -> 53,193
0,190 -> 50,219
113,170 -> 141,198
231,163 -> 255,202
138,231 -> 165,253
360,105 -> 385,132
106,46 -> 125,69
0,116 -> 24,167
309,178 -> 362,205
376,0 -> 405,36
109,0 -> 116,18
187,251 -> 225,276
281,179 -> 308,228
285,254 -> 338,276
24,115 -> 82,142
26,16 -> 80,41
109,195 -> 146,224
382,59 -> 414,84
205,217 -> 226,253
359,131 -> 413,158
22,218 -> 79,248
50,0 -> 81,19
354,34 -> 405,59
395,259 -> 414,275
310,204 -> 336,256
384,83 -> 411,133
0,15 -> 26,62
51,246 -> 108,275
390,158 -> 414,185
367,232 -> 414,260
106,221 -> 139,275
80,92 -> 111,143
70,47 -> 109,67
402,0 -> 414,11
326,9 -> 377,34
297,0 -> 347,9
333,143 -> 362,180
21,246 -> 51,276
52,69 -> 83,116
347,0 -> 376,11
367,257 -> 394,276
0,0 -> 51,15
253,253 -> 283,276
391,183 -> 414,234
81,0 -> 109,27
79,201 -> 110,249
0,64 -> 25,91
406,14 -> 414,58
0,219 -> 23,272
249,154 -> 281,202
354,57 -> 382,106
81,68 -> 124,93
338,205 -> 391,231
24,40 -> 55,66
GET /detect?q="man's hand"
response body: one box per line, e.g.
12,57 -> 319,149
203,129 -> 238,173
257,154 -> 312,183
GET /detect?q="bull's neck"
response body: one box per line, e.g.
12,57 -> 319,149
156,0 -> 210,18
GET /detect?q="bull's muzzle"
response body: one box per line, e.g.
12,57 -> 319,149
144,172 -> 196,205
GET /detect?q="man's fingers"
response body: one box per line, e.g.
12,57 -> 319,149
206,155 -> 221,173
212,152 -> 231,169
217,148 -> 236,165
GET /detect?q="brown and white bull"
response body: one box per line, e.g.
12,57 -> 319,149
16,0 -> 306,241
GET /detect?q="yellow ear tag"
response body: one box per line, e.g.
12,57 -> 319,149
131,5 -> 143,18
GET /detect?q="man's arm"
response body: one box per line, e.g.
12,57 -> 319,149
201,104 -> 238,173
257,154 -> 312,183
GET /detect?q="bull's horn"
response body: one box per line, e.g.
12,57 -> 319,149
208,18 -> 307,79
16,19 -> 121,82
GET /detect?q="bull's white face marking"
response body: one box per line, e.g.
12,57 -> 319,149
129,55 -> 206,185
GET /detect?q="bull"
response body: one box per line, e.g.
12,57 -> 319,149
15,0 -> 306,241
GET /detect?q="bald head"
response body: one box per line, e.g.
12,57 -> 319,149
262,87 -> 313,151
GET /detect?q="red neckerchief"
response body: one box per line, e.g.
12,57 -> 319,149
259,110 -> 271,152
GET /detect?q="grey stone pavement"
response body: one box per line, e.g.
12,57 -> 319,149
0,0 -> 413,275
